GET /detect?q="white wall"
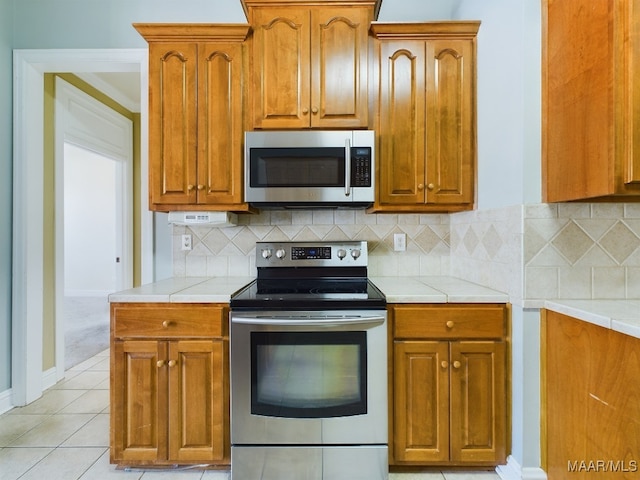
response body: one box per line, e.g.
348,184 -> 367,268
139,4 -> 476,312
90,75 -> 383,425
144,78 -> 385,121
455,0 -> 541,210
64,144 -> 118,296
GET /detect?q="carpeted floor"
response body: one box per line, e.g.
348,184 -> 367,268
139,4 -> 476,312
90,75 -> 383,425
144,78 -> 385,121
64,296 -> 110,370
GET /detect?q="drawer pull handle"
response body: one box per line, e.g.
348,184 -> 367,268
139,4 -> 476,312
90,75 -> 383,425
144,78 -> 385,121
446,321 -> 454,329
157,360 -> 166,368
452,360 -> 461,369
162,320 -> 172,328
440,360 -> 449,369
168,360 -> 177,367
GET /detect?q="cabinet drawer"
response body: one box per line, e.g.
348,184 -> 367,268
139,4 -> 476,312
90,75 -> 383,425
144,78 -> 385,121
111,303 -> 228,338
393,304 -> 506,339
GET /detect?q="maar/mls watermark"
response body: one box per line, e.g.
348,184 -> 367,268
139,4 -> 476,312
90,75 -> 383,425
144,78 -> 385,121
568,460 -> 638,473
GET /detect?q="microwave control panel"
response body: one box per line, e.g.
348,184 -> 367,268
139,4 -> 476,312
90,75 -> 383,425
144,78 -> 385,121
351,147 -> 372,187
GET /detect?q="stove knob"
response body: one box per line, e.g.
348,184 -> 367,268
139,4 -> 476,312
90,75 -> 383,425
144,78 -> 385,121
276,248 -> 286,259
337,249 -> 347,259
351,249 -> 361,259
261,249 -> 272,259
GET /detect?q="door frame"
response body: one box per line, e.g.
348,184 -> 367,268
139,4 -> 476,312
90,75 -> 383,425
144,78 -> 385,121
54,76 -> 134,379
12,49 -> 151,405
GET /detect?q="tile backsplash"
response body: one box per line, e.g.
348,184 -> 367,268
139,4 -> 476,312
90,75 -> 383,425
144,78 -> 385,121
172,209 -> 451,278
172,203 -> 640,305
524,203 -> 640,304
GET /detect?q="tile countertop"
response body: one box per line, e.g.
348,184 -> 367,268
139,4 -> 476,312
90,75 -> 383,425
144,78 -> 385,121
370,276 -> 509,303
108,275 -> 510,304
544,299 -> 640,340
108,276 -> 255,303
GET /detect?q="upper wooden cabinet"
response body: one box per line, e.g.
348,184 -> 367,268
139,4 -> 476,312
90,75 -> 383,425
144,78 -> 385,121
134,24 -> 252,212
543,0 -> 640,202
242,0 -> 380,129
370,23 -> 479,213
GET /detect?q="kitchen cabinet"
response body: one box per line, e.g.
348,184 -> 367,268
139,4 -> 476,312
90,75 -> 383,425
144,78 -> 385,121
543,0 -> 640,202
242,0 -> 379,129
134,24 -> 252,212
110,303 -> 229,467
389,304 -> 508,466
370,23 -> 479,213
543,310 -> 640,479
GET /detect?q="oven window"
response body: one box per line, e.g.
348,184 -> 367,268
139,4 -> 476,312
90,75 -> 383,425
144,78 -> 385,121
250,331 -> 367,418
250,148 -> 345,187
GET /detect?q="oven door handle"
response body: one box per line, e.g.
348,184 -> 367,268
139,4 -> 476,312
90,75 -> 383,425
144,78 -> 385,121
231,315 -> 385,327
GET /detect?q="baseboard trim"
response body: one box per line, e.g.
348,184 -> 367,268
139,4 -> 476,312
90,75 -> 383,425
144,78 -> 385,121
42,366 -> 58,391
497,456 -> 548,480
0,388 -> 13,415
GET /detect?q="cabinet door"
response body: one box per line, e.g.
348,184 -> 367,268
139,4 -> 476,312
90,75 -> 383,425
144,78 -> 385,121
449,341 -> 506,464
251,7 -> 311,129
197,42 -> 244,205
111,340 -> 167,463
167,339 -> 228,463
378,40 -> 427,206
311,7 -> 370,128
425,39 -> 475,205
148,42 -> 198,206
393,340 -> 449,463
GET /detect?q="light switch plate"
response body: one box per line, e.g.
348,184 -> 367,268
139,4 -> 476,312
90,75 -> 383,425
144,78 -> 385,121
393,233 -> 406,251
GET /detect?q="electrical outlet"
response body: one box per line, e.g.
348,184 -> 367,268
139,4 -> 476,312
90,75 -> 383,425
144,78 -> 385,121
181,234 -> 192,251
393,233 -> 406,252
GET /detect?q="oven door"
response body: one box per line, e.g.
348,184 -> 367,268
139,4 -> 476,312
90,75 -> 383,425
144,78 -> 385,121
230,311 -> 387,446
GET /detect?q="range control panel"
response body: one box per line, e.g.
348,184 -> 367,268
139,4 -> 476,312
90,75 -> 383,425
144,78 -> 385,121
256,241 -> 368,268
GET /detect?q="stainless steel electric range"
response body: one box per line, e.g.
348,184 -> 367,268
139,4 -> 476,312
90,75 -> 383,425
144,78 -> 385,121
229,241 -> 388,480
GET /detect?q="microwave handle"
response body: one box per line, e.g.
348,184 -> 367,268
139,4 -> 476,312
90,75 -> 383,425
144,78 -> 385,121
345,138 -> 351,196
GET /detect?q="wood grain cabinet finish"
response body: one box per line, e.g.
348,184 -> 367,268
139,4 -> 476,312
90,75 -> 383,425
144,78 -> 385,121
110,303 -> 230,467
390,304 -> 508,467
242,0 -> 379,129
370,23 -> 479,213
543,0 -> 640,202
134,24 -> 251,212
543,310 -> 640,479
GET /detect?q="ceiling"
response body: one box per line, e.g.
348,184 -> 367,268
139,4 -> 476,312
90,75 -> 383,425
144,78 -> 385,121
76,71 -> 141,113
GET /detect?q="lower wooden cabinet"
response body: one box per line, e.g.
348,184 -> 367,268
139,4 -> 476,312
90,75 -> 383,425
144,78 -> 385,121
389,304 -> 509,467
110,303 -> 230,467
543,310 -> 640,479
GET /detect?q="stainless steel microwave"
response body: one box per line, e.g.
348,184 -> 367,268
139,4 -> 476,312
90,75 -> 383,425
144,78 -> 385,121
244,130 -> 375,208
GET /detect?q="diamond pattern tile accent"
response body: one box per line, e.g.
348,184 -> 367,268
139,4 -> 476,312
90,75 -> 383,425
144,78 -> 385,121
598,221 -> 640,265
482,224 -> 503,260
415,227 -> 444,254
551,221 -> 593,265
463,226 -> 480,255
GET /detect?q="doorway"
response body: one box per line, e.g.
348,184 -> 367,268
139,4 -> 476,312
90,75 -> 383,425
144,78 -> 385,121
12,49 -> 152,406
55,76 -> 133,369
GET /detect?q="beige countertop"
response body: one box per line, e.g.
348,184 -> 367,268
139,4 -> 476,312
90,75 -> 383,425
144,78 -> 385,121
109,275 -> 509,304
544,299 -> 640,340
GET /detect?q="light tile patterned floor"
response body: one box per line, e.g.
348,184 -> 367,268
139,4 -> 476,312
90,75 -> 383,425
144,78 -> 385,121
0,349 -> 501,480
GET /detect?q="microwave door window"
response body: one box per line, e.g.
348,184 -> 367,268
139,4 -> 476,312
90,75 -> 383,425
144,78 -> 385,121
250,148 -> 345,187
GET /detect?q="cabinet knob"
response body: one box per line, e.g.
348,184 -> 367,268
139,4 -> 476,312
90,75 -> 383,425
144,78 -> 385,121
441,360 -> 449,369
446,320 -> 454,329
157,360 -> 166,368
417,183 -> 424,191
452,360 -> 461,369
427,183 -> 435,190
168,360 -> 177,367
311,106 -> 318,114
187,184 -> 195,191
302,107 -> 309,114
197,184 -> 205,191
162,320 -> 172,328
